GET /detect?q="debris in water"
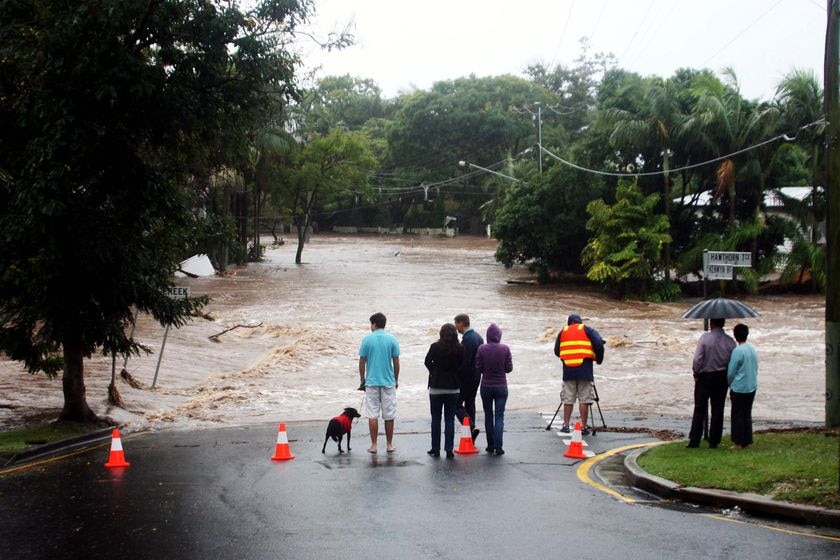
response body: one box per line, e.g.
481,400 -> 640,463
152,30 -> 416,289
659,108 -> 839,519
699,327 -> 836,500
108,382 -> 123,407
120,368 -> 145,389
209,321 -> 264,341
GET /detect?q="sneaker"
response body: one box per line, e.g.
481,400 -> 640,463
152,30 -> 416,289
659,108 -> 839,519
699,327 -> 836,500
494,448 -> 505,455
559,424 -> 570,433
471,428 -> 480,443
581,426 -> 591,436
446,451 -> 455,459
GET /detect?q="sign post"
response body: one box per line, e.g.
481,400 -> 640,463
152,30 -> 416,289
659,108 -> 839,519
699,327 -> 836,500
152,286 -> 191,389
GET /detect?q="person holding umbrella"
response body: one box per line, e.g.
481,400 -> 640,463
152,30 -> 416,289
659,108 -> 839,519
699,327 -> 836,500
687,317 -> 736,448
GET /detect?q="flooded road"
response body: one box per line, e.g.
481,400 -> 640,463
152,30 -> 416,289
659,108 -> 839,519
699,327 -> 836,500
0,235 -> 827,430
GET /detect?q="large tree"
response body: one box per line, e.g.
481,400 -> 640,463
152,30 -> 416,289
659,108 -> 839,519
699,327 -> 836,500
493,160 -> 605,280
300,74 -> 387,134
276,128 -> 377,263
385,75 -> 543,182
0,0 -> 316,421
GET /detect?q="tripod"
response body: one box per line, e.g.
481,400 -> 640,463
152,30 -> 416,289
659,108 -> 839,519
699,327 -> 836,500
546,383 -> 607,433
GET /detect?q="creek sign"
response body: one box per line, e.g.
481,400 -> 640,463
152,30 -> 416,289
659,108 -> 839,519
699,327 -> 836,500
166,286 -> 191,299
154,285 -> 191,388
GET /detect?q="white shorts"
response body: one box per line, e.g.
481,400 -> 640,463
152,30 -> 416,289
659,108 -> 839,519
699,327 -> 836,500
561,379 -> 595,405
365,386 -> 397,420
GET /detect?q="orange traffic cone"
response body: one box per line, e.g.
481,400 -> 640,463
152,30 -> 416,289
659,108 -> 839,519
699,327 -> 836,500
104,428 -> 130,468
270,423 -> 295,461
454,417 -> 479,455
563,421 -> 594,459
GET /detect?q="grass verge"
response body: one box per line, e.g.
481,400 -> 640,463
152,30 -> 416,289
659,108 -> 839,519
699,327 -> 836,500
0,421 -> 110,454
637,431 -> 840,509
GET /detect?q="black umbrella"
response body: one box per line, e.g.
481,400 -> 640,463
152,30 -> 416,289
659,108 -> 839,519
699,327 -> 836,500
681,297 -> 760,319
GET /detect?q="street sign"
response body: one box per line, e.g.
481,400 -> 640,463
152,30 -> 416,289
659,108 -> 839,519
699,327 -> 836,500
706,251 -> 752,267
705,264 -> 733,280
166,286 -> 191,299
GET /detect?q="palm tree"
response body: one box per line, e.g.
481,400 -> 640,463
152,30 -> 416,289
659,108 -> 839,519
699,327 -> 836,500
606,77 -> 687,280
776,69 -> 825,239
685,68 -> 776,232
775,69 -> 825,292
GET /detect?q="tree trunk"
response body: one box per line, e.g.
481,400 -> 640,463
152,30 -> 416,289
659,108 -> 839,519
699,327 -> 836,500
295,192 -> 316,265
252,182 -> 260,261
729,179 -> 737,233
220,181 -> 230,272
59,331 -> 98,422
752,175 -> 765,263
295,222 -> 305,264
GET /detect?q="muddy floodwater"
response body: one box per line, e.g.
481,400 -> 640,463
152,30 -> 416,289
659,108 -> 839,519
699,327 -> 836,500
0,235 -> 827,431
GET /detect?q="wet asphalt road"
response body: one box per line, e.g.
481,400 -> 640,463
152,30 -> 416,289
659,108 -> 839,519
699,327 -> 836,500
1,413 -> 837,559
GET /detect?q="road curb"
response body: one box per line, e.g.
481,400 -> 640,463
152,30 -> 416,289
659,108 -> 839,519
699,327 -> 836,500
624,446 -> 840,529
2,427 -> 115,468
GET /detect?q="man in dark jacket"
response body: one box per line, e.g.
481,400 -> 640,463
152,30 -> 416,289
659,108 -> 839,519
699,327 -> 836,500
553,314 -> 604,435
455,313 -> 483,442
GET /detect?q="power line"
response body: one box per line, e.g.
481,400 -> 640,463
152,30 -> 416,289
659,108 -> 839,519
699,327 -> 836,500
588,0 -> 608,43
700,0 -> 785,68
363,152 -> 530,200
539,119 -> 825,178
548,0 -> 576,68
633,0 -> 678,60
620,0 -> 656,61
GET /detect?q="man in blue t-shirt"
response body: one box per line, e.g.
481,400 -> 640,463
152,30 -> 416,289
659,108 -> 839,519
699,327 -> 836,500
359,312 -> 401,453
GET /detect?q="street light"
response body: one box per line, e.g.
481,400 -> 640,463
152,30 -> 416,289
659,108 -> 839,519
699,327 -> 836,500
458,160 -> 522,183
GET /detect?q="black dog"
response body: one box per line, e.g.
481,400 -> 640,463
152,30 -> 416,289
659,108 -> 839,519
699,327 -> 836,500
322,407 -> 362,453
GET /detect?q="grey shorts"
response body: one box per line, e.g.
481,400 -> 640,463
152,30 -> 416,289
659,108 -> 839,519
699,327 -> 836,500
365,386 -> 397,420
561,379 -> 595,404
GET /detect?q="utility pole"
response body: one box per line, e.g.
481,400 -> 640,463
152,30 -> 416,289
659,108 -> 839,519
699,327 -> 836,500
825,0 -> 839,428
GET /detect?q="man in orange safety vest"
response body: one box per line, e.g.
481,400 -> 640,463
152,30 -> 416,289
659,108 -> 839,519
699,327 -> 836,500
553,314 -> 604,435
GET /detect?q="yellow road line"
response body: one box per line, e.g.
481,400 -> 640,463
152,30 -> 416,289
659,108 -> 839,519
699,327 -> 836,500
0,439 -> 113,476
700,513 -> 840,543
575,441 -> 840,542
576,441 -> 666,504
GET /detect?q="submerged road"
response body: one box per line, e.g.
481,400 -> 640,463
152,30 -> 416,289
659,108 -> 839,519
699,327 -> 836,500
1,413 -> 837,559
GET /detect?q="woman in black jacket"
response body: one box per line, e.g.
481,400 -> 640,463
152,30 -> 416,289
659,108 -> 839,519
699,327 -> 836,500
425,323 -> 463,458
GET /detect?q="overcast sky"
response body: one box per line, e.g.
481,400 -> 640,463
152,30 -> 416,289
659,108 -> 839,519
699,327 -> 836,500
298,0 -> 828,101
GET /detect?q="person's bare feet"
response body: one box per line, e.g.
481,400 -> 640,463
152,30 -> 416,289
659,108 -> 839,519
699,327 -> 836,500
368,447 -> 378,453
386,446 -> 396,453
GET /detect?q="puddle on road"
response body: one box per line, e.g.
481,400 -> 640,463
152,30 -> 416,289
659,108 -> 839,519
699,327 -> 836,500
317,457 -> 424,469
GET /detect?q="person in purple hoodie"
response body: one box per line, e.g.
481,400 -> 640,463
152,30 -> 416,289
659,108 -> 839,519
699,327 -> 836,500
476,323 -> 513,455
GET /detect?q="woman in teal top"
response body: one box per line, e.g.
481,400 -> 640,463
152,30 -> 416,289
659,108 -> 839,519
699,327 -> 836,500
727,323 -> 758,448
